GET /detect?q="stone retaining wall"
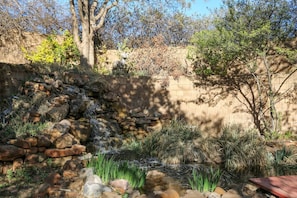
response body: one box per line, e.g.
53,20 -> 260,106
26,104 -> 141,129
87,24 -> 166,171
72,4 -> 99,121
101,74 -> 297,136
1,64 -> 296,135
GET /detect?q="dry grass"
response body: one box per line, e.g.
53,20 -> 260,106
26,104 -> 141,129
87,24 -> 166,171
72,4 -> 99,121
219,125 -> 269,174
139,120 -> 221,164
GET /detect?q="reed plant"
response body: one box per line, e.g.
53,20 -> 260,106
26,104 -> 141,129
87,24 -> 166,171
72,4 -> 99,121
88,153 -> 146,189
188,167 -> 221,192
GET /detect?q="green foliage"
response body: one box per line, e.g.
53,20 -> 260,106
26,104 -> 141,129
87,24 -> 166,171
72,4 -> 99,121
88,153 -> 146,189
22,30 -> 79,66
272,146 -> 297,175
219,125 -> 269,173
5,115 -> 48,138
188,167 -> 221,192
274,46 -> 297,64
189,0 -> 296,76
188,0 -> 297,135
266,130 -> 294,140
189,19 -> 272,76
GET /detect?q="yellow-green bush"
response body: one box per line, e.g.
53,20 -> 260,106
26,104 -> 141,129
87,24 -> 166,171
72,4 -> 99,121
22,30 -> 79,66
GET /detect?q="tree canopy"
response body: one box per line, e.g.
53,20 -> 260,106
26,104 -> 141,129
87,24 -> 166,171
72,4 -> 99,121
189,0 -> 297,135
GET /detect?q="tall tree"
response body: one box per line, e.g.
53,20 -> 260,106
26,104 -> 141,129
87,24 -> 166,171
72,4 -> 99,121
189,0 -> 297,136
70,0 -> 119,68
69,0 -> 193,68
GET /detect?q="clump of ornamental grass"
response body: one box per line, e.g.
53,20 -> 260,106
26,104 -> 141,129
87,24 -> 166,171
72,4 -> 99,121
87,153 -> 146,189
140,119 -> 204,164
188,167 -> 221,192
272,146 -> 297,175
219,125 -> 269,174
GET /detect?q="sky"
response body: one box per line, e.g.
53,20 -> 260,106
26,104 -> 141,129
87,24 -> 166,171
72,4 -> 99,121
186,0 -> 223,16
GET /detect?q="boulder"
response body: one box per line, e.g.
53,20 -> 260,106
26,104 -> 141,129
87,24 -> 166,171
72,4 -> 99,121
46,103 -> 69,122
69,98 -> 88,118
182,190 -> 204,198
53,119 -> 71,134
37,135 -> 52,147
54,133 -> 76,149
0,145 -> 25,161
8,138 -> 31,149
44,144 -> 86,158
70,119 -> 91,143
155,189 -> 180,198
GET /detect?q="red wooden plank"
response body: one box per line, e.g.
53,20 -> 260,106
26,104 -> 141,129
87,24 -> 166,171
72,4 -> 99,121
249,175 -> 297,198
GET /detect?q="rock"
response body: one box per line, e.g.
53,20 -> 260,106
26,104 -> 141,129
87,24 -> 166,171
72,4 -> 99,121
44,144 -> 86,158
51,156 -> 73,167
83,174 -> 112,198
24,147 -> 38,154
63,71 -> 89,86
214,186 -> 226,195
63,170 -> 79,179
83,183 -> 105,198
222,189 -> 242,198
25,153 -> 46,164
70,119 -> 91,143
241,183 -> 259,197
101,191 -> 122,198
45,172 -> 62,186
53,119 -> 71,134
86,174 -> 102,185
144,170 -> 183,194
110,179 -> 129,191
25,137 -> 38,147
46,103 -> 69,122
52,79 -> 63,89
8,138 -> 31,149
69,98 -> 88,118
68,177 -> 84,191
0,145 -> 25,161
37,135 -> 52,147
182,190 -> 204,198
207,192 -> 221,198
36,183 -> 51,197
80,168 -> 94,179
84,78 -> 109,95
156,189 -> 180,198
62,159 -> 83,179
54,133 -> 76,149
50,95 -> 69,106
63,159 -> 84,171
12,158 -> 23,171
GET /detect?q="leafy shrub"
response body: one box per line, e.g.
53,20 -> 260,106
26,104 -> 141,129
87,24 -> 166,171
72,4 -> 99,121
88,153 -> 146,189
219,125 -> 269,173
22,30 -> 79,66
188,167 -> 221,192
4,114 -> 47,138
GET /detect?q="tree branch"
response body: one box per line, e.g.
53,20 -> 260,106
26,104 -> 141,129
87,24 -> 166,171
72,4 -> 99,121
93,0 -> 118,31
274,67 -> 297,97
69,0 -> 81,49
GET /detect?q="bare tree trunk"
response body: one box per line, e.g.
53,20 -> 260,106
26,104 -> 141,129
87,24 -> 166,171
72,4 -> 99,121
69,0 -> 118,69
262,53 -> 278,133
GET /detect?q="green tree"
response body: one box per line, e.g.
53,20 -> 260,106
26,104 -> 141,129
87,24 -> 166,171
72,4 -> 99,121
189,0 -> 297,136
